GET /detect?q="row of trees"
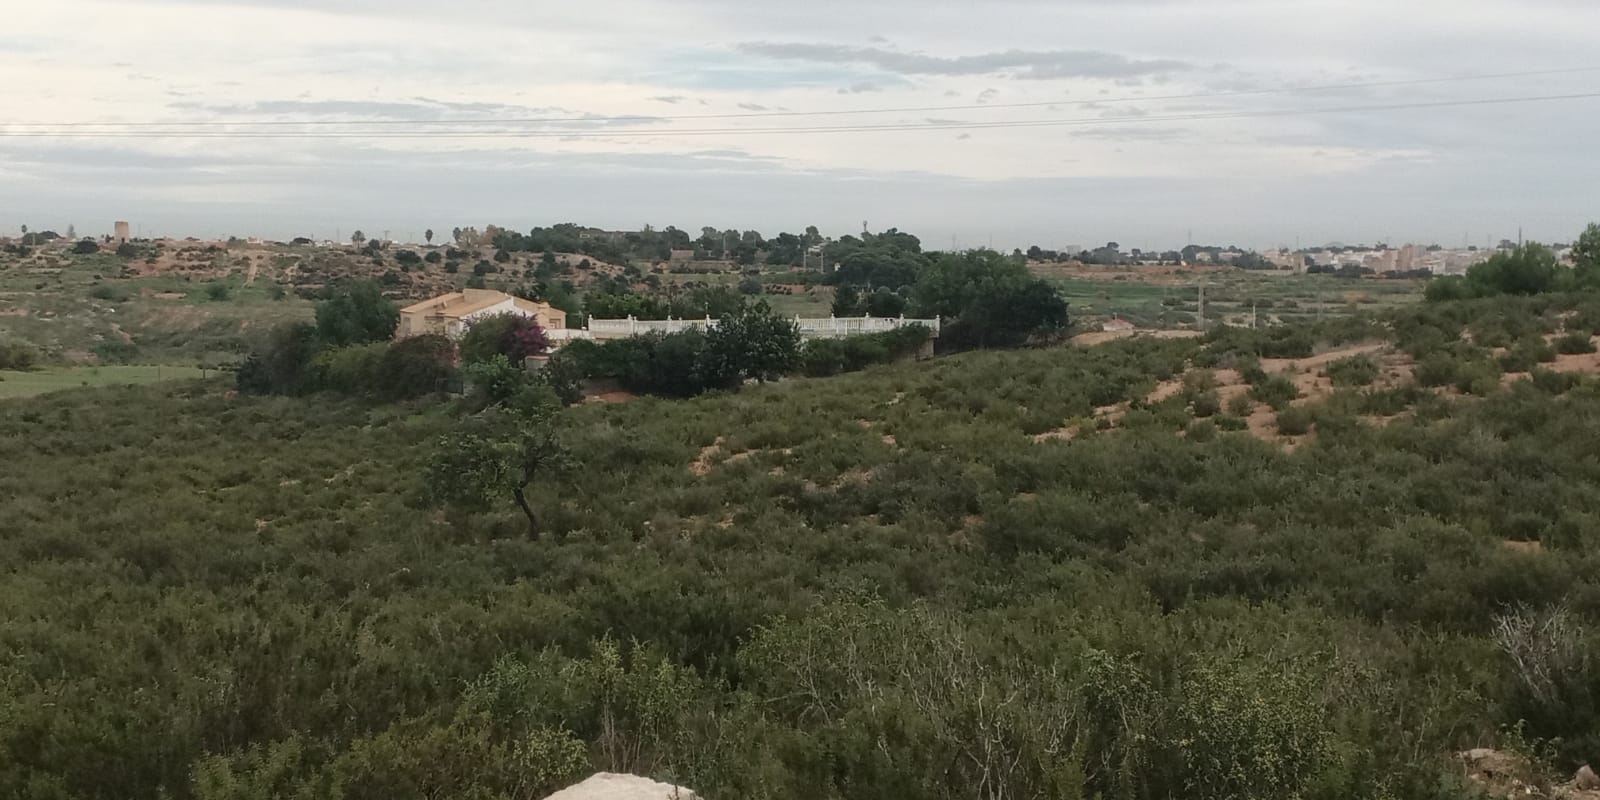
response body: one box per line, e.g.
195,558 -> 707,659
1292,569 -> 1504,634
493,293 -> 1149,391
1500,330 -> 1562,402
236,282 -> 434,398
480,223 -> 829,267
557,301 -> 805,398
821,235 -> 1069,348
1426,225 -> 1600,301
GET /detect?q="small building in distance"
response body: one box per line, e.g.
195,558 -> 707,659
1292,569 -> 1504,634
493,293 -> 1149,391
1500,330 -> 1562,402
113,221 -> 130,244
397,288 -> 566,339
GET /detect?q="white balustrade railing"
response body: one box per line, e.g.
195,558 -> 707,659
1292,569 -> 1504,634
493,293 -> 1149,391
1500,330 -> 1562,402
564,315 -> 939,342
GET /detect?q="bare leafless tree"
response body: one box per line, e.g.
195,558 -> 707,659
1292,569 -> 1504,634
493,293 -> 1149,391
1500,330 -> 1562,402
1492,603 -> 1583,708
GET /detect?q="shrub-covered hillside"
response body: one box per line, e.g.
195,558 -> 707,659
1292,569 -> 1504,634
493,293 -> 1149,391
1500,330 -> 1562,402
5,294 -> 1600,799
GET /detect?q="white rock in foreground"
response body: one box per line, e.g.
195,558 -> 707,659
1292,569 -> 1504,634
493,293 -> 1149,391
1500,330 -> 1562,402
543,773 -> 699,800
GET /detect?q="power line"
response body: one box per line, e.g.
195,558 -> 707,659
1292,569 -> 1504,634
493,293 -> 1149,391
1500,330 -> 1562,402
7,66 -> 1600,129
3,91 -> 1596,139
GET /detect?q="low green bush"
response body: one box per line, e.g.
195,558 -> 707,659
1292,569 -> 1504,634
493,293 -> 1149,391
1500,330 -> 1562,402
1359,384 -> 1423,416
1555,333 -> 1596,355
1414,354 -> 1459,388
1215,414 -> 1249,432
1530,367 -> 1581,394
88,284 -> 131,303
92,340 -> 141,365
1226,392 -> 1255,417
1276,405 -> 1313,435
1497,337 -> 1556,372
1454,361 -> 1502,396
1251,374 -> 1299,409
0,338 -> 39,370
1327,355 -> 1379,387
1568,302 -> 1600,335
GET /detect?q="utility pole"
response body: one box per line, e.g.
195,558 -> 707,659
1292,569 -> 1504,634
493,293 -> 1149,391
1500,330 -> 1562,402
1197,281 -> 1206,330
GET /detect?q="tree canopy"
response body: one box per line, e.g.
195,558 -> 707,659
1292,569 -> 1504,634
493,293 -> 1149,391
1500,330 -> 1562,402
314,281 -> 400,347
700,300 -> 802,388
459,313 -> 551,366
427,405 -> 568,537
911,250 -> 1070,347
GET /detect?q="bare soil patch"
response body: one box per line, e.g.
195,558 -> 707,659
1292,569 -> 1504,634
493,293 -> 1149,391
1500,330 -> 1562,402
584,391 -> 636,404
1261,342 -> 1387,375
1072,329 -> 1204,347
690,438 -> 725,477
1547,342 -> 1600,374
1031,427 -> 1079,443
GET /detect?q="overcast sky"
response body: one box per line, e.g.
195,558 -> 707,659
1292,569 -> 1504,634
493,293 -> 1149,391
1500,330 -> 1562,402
2,0 -> 1598,249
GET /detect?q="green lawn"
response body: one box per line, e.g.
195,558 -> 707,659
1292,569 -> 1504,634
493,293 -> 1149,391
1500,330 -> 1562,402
0,365 -> 210,398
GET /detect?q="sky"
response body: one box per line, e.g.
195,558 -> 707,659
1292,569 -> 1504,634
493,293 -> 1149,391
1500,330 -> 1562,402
1,0 -> 1598,250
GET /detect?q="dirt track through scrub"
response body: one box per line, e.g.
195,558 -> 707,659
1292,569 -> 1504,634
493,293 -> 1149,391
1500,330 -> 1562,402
1048,339 -> 1418,451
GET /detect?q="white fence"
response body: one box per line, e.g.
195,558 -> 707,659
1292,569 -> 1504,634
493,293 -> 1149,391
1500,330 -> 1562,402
550,315 -> 940,343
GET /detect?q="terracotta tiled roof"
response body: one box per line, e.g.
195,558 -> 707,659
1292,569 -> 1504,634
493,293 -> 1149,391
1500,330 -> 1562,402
399,293 -> 463,314
400,291 -> 513,319
442,293 -> 513,318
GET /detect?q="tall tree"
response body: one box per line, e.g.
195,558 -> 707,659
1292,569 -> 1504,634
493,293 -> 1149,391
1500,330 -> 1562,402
459,313 -> 550,366
351,230 -> 366,246
425,228 -> 435,245
912,250 -> 1068,348
1574,223 -> 1600,271
314,280 -> 399,346
701,300 -> 800,388
831,285 -> 862,317
428,406 -> 568,538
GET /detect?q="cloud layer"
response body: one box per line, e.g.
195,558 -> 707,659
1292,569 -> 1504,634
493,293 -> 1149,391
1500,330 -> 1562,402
735,43 -> 1192,81
2,0 -> 1598,248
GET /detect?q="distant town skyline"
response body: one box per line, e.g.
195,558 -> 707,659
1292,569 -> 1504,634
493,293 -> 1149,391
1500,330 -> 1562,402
3,0 -> 1598,249
0,219 -> 1575,257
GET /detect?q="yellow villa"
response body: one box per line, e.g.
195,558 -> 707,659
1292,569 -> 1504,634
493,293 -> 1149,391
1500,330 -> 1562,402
396,289 -> 567,339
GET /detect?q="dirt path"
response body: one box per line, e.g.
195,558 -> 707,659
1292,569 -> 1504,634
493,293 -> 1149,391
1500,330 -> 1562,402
245,259 -> 260,285
1261,342 -> 1387,373
1073,329 -> 1204,346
